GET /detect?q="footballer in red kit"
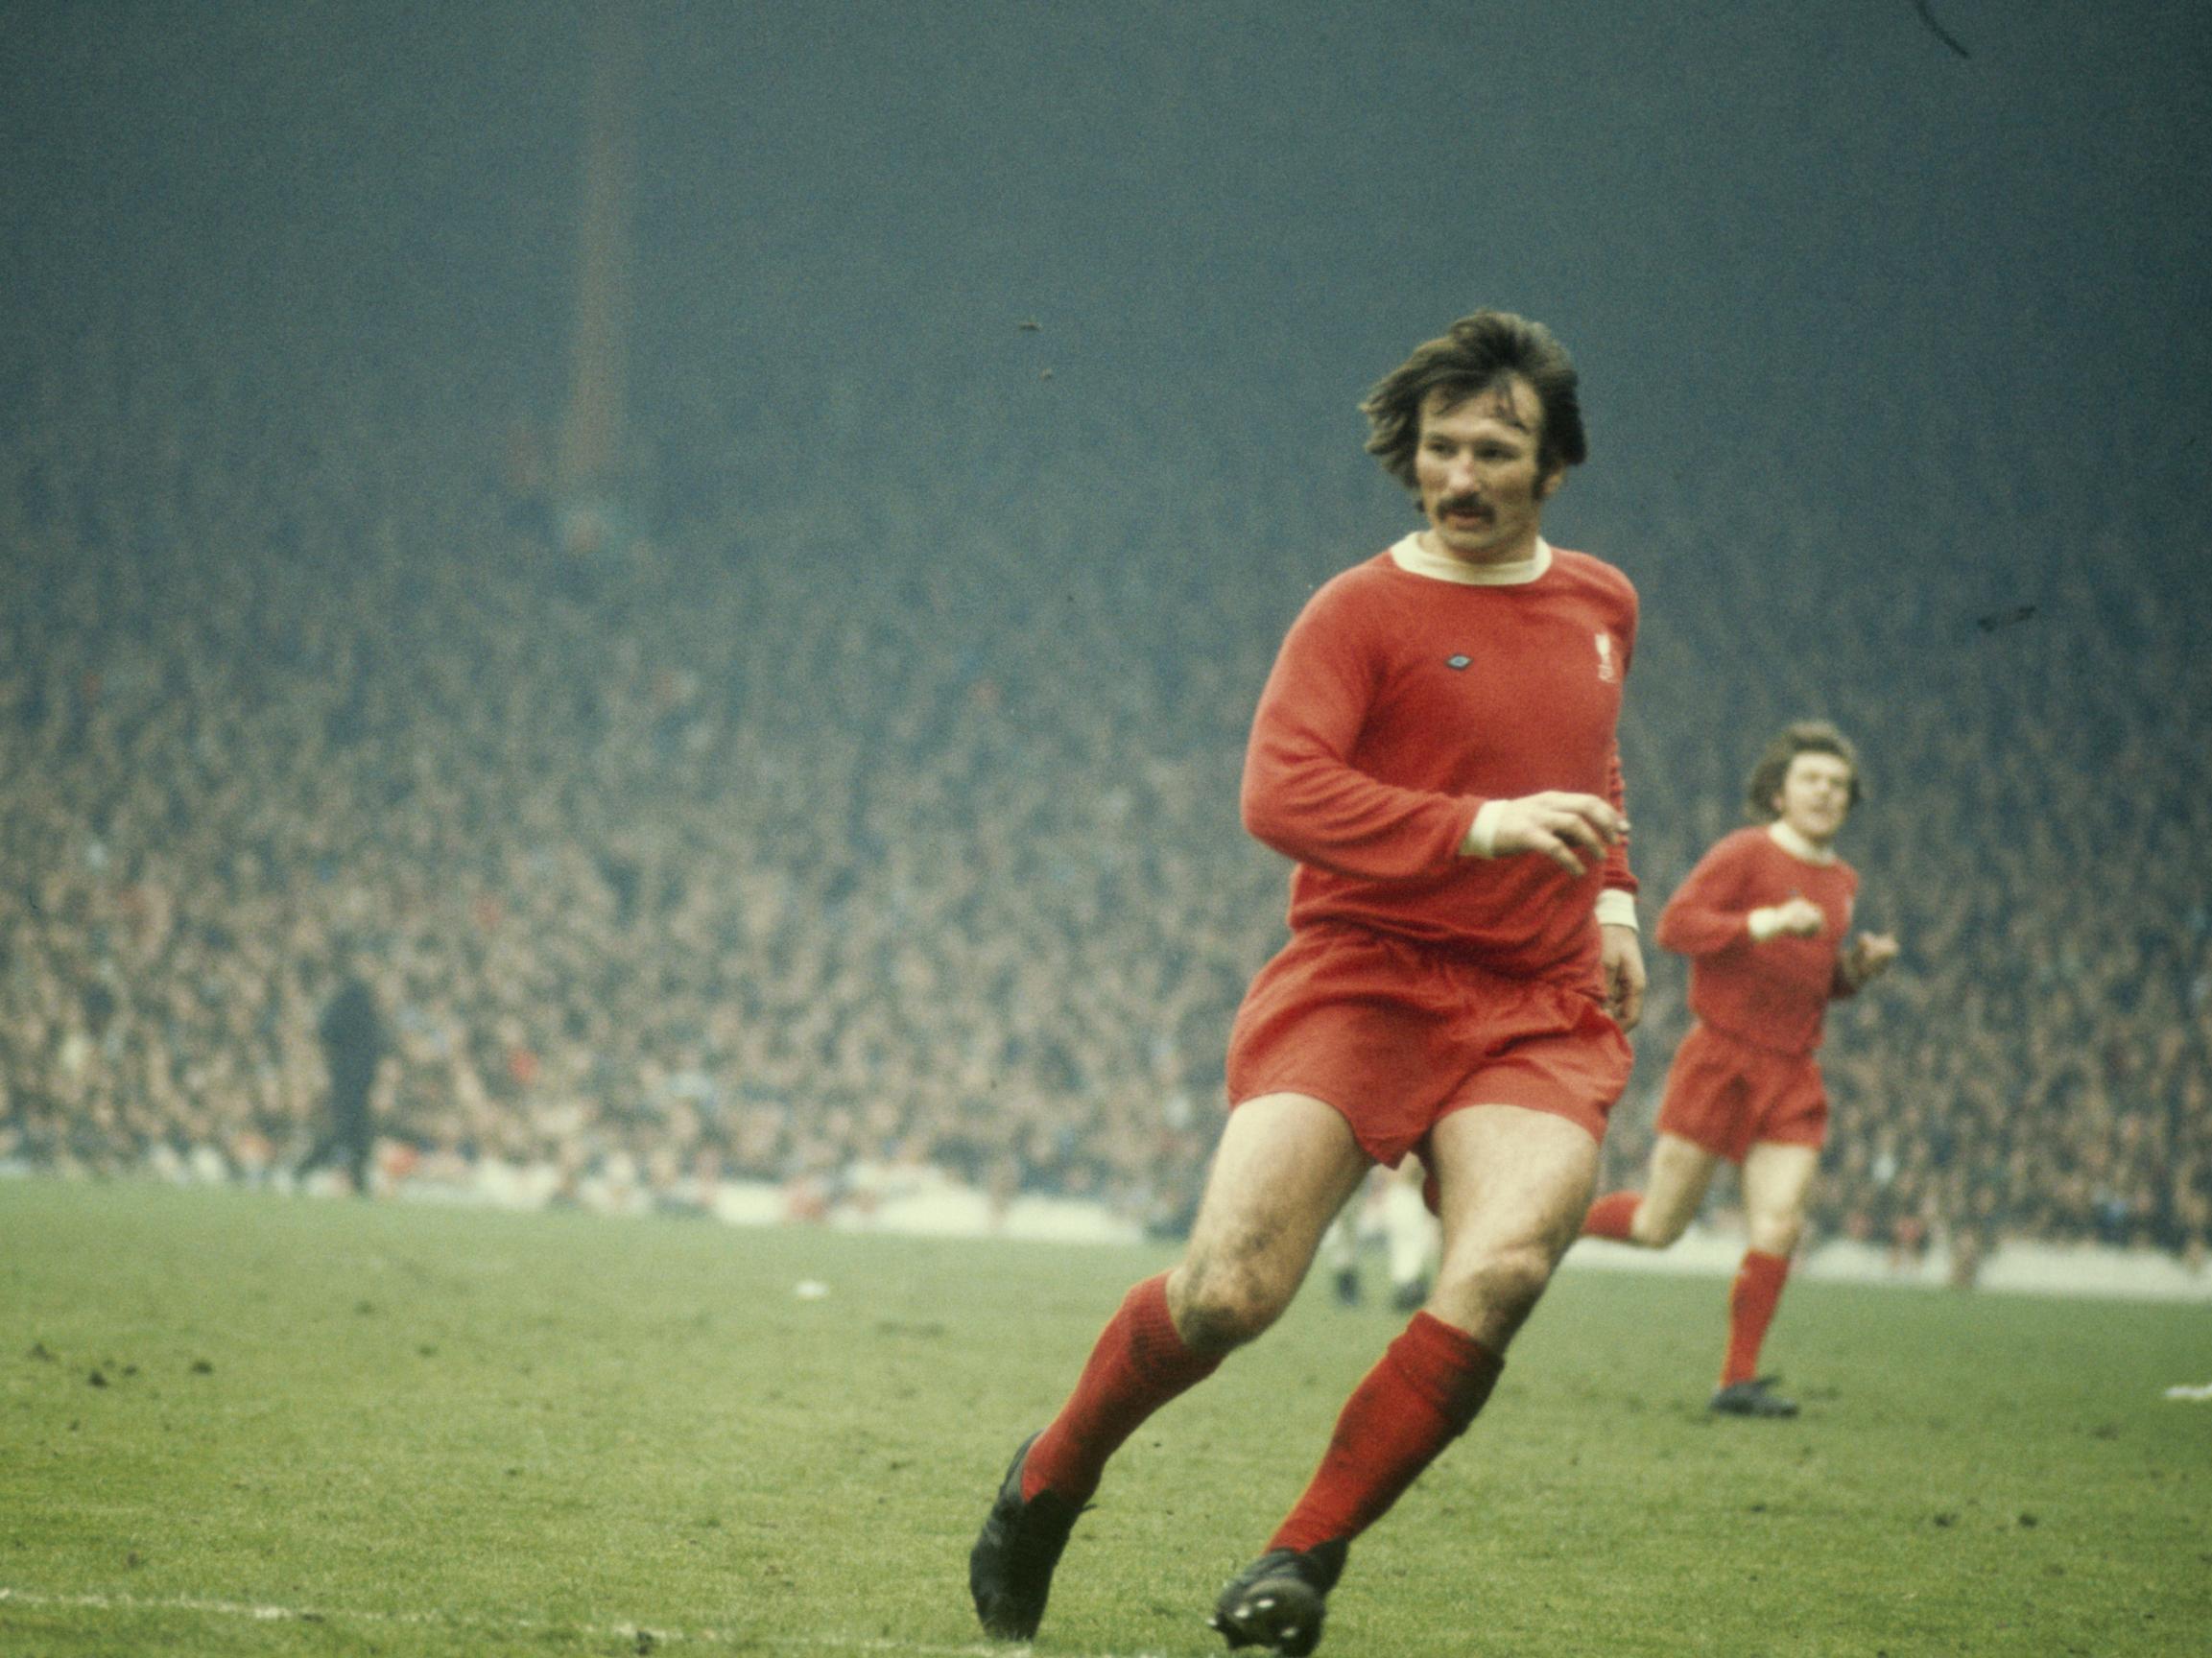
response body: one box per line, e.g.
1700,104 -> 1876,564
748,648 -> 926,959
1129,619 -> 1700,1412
1581,722 -> 1900,1417
970,312 -> 1645,1656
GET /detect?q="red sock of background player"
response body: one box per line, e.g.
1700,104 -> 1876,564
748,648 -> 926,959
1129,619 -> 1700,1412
1269,1312 -> 1502,1554
1021,1272 -> 1222,1502
1582,1190 -> 1640,1241
1721,1249 -> 1791,1386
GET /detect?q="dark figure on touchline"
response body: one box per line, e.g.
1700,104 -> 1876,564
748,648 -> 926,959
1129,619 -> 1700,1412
298,959 -> 386,1196
969,311 -> 1646,1655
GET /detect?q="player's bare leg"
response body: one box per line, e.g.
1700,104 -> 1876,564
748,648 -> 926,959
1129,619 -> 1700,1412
1423,1103 -> 1600,1347
1170,1094 -> 1372,1351
1711,1139 -> 1820,1417
1214,1106 -> 1595,1655
976,1096 -> 1365,1643
1741,1140 -> 1818,1256
1583,1131 -> 1718,1249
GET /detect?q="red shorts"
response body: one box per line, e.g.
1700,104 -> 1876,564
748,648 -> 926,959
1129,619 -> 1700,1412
1224,924 -> 1632,1166
1654,1021 -> 1827,1163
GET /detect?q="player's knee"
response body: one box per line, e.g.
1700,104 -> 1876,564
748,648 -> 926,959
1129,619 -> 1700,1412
1439,1242 -> 1555,1330
1629,1203 -> 1693,1248
1168,1257 -> 1292,1353
1747,1209 -> 1804,1257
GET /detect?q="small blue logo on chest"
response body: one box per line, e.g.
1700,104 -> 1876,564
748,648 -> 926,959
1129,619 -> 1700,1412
1445,654 -> 1472,671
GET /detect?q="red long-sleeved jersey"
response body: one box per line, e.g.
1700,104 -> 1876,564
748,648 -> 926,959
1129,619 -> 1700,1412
1655,826 -> 1861,1056
1240,540 -> 1637,991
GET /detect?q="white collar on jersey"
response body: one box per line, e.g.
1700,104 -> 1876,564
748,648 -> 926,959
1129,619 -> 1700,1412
1767,819 -> 1840,865
1389,533 -> 1553,586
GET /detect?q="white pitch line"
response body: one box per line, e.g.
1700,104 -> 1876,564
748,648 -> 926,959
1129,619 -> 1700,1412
0,1587 -> 1177,1658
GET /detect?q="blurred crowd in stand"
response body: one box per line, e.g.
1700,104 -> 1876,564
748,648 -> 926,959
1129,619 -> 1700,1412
2,299 -> 2206,1268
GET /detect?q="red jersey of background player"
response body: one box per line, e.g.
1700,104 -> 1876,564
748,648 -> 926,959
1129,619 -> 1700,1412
1656,824 -> 1860,1056
1242,535 -> 1637,991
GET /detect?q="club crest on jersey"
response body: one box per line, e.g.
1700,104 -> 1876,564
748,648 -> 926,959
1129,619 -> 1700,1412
1594,632 -> 1617,682
1445,653 -> 1472,671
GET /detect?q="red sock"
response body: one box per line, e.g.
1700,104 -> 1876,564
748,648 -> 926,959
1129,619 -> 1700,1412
1722,1249 -> 1791,1386
1022,1273 -> 1222,1502
1269,1313 -> 1503,1554
1582,1191 -> 1640,1241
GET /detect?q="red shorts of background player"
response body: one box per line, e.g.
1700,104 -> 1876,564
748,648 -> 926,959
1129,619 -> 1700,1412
1225,922 -> 1632,1169
1654,1021 -> 1827,1163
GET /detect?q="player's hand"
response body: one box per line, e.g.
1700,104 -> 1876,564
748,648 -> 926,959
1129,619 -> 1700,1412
1600,923 -> 1646,1030
1843,931 -> 1900,985
1487,792 -> 1627,877
1772,896 -> 1826,936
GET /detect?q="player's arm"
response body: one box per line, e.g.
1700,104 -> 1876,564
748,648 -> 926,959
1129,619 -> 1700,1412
1750,896 -> 1827,940
1241,595 -> 1495,880
1244,583 -> 1627,881
1589,741 -> 1643,1026
1464,792 -> 1628,877
1653,839 -> 1775,957
1832,931 -> 1901,997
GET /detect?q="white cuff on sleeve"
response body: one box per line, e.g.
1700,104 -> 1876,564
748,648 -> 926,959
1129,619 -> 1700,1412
1748,906 -> 1786,942
1460,799 -> 1507,859
1595,888 -> 1639,932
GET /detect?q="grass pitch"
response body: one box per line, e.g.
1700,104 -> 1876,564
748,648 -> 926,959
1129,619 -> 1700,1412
3,1180 -> 2205,1657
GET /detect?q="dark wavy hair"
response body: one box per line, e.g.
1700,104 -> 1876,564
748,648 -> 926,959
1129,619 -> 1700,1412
1361,310 -> 1587,488
1745,721 -> 1866,821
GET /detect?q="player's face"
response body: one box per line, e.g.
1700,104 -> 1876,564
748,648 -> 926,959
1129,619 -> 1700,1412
1773,752 -> 1854,847
1412,380 -> 1561,567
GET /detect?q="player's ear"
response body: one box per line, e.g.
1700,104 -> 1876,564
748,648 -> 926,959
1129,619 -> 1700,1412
1536,464 -> 1565,501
